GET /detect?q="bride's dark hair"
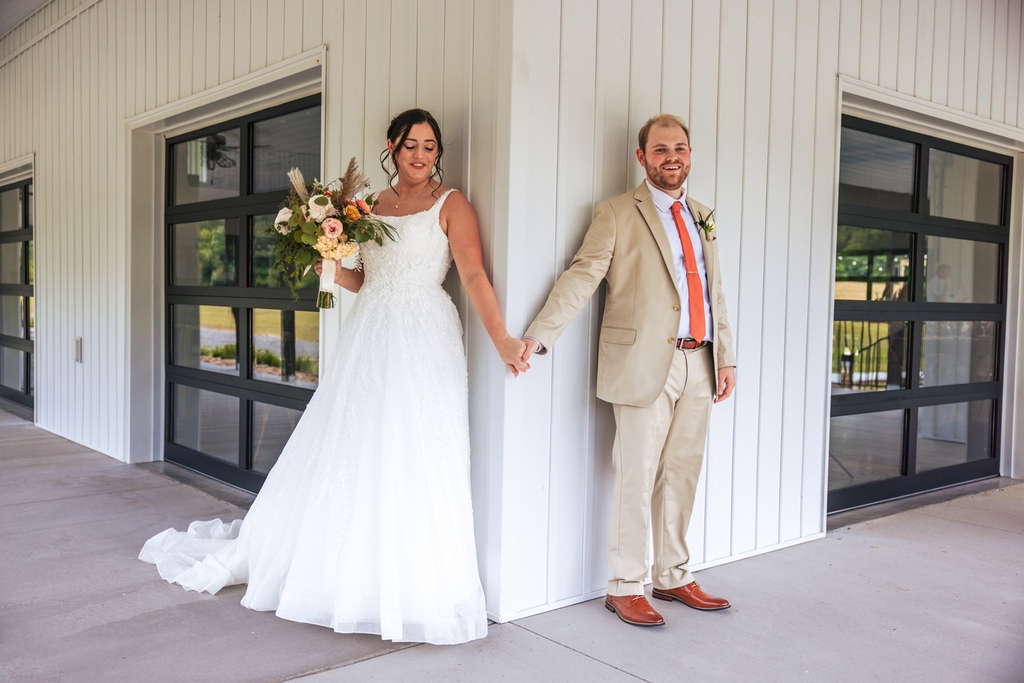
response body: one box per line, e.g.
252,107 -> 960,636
380,109 -> 444,196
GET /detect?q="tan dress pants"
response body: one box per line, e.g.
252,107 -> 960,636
607,344 -> 714,597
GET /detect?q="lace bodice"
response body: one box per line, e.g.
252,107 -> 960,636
360,189 -> 455,292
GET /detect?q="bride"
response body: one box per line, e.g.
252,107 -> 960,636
140,109 -> 529,645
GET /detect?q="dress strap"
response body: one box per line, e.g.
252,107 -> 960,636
432,188 -> 457,214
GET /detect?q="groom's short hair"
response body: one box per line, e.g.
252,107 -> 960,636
638,114 -> 691,153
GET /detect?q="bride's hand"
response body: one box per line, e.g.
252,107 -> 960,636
314,258 -> 324,276
496,336 -> 530,377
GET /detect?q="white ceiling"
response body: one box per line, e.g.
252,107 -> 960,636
0,0 -> 50,42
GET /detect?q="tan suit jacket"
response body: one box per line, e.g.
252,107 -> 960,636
525,181 -> 736,407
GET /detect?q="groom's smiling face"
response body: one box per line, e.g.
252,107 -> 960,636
636,124 -> 692,196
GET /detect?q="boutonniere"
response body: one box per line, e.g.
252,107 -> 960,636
695,209 -> 716,241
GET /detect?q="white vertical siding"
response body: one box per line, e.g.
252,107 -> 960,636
0,0 -> 488,461
498,0 -> 1024,620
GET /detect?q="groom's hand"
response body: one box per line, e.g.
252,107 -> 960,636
714,366 -> 736,403
522,338 -> 540,363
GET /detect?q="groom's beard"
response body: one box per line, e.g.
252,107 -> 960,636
645,163 -> 688,194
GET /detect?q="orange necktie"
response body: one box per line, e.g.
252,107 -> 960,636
670,201 -> 706,342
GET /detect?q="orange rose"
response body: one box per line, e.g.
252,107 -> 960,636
356,199 -> 371,214
344,205 -> 360,221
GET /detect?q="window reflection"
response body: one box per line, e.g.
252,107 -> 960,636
251,401 -> 304,474
252,309 -> 319,387
924,236 -> 999,304
172,384 -> 239,464
835,226 -> 911,302
928,150 -> 1003,225
0,295 -> 24,337
829,410 -> 905,490
917,400 -> 992,473
171,304 -> 240,376
172,129 -> 241,204
839,128 -> 917,211
833,320 -> 908,393
0,189 -> 20,230
252,106 -> 322,194
920,321 -> 995,387
0,242 -> 23,284
1,347 -> 25,391
171,219 -> 239,286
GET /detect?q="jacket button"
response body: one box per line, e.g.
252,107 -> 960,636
668,338 -> 675,344
673,304 -> 680,311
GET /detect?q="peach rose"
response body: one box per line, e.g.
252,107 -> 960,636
321,217 -> 344,239
356,199 -> 371,214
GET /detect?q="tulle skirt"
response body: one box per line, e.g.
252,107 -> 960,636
141,282 -> 487,645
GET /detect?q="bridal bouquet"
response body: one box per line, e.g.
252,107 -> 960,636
271,158 -> 396,308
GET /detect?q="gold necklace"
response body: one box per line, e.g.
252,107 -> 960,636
392,183 -> 431,208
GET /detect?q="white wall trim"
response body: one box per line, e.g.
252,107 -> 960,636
839,77 -> 1024,482
126,47 -> 325,136
840,76 -> 1024,154
121,49 -> 326,463
0,153 -> 34,183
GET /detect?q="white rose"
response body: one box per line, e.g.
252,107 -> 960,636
308,195 -> 335,222
274,206 -> 290,228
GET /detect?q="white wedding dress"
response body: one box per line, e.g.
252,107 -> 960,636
140,189 -> 487,645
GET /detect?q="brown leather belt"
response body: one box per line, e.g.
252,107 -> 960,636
676,338 -> 708,350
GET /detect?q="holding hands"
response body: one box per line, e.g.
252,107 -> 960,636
497,337 -> 531,377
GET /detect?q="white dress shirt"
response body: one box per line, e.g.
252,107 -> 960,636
646,181 -> 714,342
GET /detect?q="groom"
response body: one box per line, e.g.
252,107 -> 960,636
522,114 -> 736,626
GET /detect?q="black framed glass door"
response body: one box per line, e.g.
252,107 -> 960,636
0,179 -> 34,409
828,116 -> 1011,512
164,95 -> 322,492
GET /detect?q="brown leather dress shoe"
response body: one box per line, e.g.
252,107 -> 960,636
651,582 -> 731,611
605,594 -> 665,626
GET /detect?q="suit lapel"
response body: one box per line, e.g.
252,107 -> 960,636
634,183 -> 680,289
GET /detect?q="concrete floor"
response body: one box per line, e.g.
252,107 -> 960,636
1,406 -> 1022,683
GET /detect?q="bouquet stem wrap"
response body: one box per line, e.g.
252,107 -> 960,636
317,259 -> 336,309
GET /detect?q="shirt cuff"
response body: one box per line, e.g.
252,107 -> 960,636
524,336 -> 545,353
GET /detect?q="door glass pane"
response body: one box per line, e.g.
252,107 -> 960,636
0,242 -> 23,284
920,321 -> 995,387
0,295 -> 24,337
924,236 -> 999,304
832,321 -> 908,393
172,384 -> 239,464
171,219 -> 239,286
1,347 -> 25,391
0,189 -> 20,230
27,296 -> 34,341
835,226 -> 912,302
27,240 -> 33,286
928,150 -> 1003,225
171,305 -> 239,376
251,214 -> 318,289
252,309 -> 320,386
252,106 -> 322,194
251,401 -> 304,474
917,400 -> 993,472
172,128 -> 241,204
27,351 -> 33,396
26,185 -> 32,229
839,128 -> 917,211
829,410 -> 905,490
